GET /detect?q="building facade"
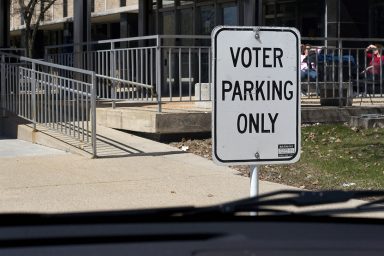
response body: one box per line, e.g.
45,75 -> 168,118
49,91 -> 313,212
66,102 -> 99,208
3,0 -> 384,52
9,0 -> 138,55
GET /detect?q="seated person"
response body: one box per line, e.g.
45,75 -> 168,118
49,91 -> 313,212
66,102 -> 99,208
301,44 -> 317,81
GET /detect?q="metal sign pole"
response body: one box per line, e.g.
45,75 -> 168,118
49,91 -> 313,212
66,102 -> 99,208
250,165 -> 259,197
250,165 -> 259,216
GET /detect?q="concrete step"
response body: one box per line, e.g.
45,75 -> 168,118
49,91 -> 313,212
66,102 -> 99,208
96,105 -> 211,134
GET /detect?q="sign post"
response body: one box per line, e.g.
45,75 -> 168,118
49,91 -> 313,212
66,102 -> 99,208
250,165 -> 259,197
212,26 -> 301,199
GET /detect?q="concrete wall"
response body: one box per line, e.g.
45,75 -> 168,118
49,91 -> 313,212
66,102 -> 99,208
0,113 -> 90,156
0,112 -> 30,138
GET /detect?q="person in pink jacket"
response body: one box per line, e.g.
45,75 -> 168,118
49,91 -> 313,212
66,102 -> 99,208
364,44 -> 384,79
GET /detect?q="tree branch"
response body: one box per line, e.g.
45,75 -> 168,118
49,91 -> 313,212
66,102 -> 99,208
16,0 -> 59,57
42,0 -> 57,13
28,0 -> 38,13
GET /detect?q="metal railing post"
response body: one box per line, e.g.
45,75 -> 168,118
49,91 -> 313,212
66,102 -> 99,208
44,47 -> 49,61
156,35 -> 162,112
31,62 -> 37,131
0,54 -> 5,115
380,48 -> 383,97
111,42 -> 116,108
91,71 -> 97,158
338,39 -> 343,107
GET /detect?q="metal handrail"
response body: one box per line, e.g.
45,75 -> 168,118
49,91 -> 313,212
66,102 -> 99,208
45,35 -> 160,50
44,35 -> 211,52
302,37 -> 384,42
1,51 -> 98,157
45,36 -> 384,51
95,74 -> 153,89
43,35 -> 384,109
0,48 -> 26,56
1,51 -> 94,76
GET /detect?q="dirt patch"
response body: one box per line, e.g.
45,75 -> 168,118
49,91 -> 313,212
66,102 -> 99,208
169,124 -> 384,192
169,138 -> 315,189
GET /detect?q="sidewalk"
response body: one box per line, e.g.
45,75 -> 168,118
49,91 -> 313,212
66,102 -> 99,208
0,137 -> 67,158
0,127 -> 382,218
0,127 -> 290,213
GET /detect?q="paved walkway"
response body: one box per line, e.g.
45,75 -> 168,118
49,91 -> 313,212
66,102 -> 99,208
0,137 -> 67,158
0,130 -> 286,213
0,130 -> 382,218
0,150 -> 251,213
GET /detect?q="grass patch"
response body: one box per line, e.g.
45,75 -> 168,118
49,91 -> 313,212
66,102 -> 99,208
169,123 -> 384,191
262,124 -> 384,190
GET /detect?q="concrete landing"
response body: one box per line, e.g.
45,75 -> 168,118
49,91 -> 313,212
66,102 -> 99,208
96,101 -> 384,135
97,103 -> 211,134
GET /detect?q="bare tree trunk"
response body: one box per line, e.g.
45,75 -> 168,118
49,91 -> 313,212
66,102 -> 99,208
24,23 -> 32,57
17,0 -> 58,58
29,36 -> 35,57
29,23 -> 41,58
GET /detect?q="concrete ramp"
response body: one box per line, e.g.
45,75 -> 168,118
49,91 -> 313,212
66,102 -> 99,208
1,113 -> 183,158
18,124 -> 184,158
91,125 -> 183,158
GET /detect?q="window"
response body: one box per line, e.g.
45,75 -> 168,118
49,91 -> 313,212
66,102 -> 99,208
180,1 -> 194,6
91,0 -> 95,12
163,0 -> 175,8
153,0 -> 160,10
179,8 -> 194,45
180,8 -> 193,35
199,5 -> 215,35
263,0 -> 323,37
162,11 -> 175,35
223,5 -> 237,25
153,0 -> 238,35
263,0 -> 297,27
40,2 -> 45,21
370,3 -> 384,37
63,0 -> 68,17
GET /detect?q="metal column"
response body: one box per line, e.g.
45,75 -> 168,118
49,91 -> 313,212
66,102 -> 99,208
242,0 -> 259,26
73,0 -> 91,69
0,0 -> 10,48
138,0 -> 153,37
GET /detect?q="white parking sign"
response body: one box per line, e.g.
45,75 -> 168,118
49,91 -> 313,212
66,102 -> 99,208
212,26 -> 301,165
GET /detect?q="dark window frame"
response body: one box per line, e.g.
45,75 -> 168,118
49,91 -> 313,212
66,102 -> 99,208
91,0 -> 95,12
63,0 -> 68,17
40,1 -> 45,22
155,0 -> 238,35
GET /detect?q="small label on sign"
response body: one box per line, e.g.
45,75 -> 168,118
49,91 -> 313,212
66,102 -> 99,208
278,144 -> 295,157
